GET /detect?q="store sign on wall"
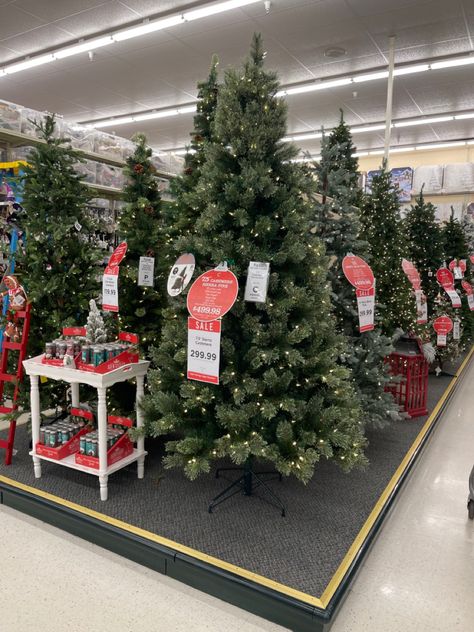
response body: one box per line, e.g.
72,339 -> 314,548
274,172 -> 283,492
342,254 -> 375,332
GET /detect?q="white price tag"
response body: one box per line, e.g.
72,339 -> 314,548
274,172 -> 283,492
468,294 -> 474,311
102,267 -> 119,312
437,333 -> 447,347
453,320 -> 461,340
138,256 -> 155,287
453,266 -> 463,279
356,287 -> 375,332
446,288 -> 462,308
415,290 -> 428,324
187,318 -> 221,384
244,262 -> 270,303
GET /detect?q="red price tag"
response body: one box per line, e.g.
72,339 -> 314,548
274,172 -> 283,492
187,268 -> 239,322
108,242 -> 127,267
433,316 -> 453,335
342,255 -> 374,290
436,268 -> 454,288
402,259 -> 421,290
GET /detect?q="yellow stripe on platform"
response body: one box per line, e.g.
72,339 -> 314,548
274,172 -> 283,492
1,346 -> 472,611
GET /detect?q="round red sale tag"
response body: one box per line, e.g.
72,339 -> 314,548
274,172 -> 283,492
342,255 -> 374,290
187,268 -> 239,322
436,267 -> 454,288
449,259 -> 467,272
108,241 -> 128,267
462,280 -> 473,295
433,315 -> 453,334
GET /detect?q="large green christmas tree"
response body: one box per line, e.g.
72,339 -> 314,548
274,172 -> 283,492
404,188 -> 444,313
21,115 -> 100,351
141,35 -> 367,483
163,56 -> 219,252
117,132 -> 163,350
360,167 -> 417,336
313,117 -> 400,428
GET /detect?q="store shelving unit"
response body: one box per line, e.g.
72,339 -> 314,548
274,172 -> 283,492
23,356 -> 150,501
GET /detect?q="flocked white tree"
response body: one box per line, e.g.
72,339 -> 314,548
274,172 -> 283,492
86,299 -> 107,343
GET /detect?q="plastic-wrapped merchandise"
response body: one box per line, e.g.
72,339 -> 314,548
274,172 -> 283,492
435,202 -> 463,223
64,122 -> 96,153
0,100 -> 22,132
94,131 -> 123,161
75,159 -> 97,184
413,165 -> 444,195
9,146 -> 35,162
121,138 -> 136,160
96,163 -> 124,188
20,108 -> 48,139
444,163 -> 474,193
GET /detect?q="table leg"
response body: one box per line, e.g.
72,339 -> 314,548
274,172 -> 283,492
97,386 -> 108,501
136,375 -> 145,479
30,375 -> 41,478
71,382 -> 80,408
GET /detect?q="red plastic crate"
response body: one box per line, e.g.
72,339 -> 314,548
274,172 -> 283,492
75,432 -> 133,469
36,426 -> 89,460
385,351 -> 429,418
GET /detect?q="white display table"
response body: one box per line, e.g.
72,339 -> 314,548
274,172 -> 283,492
23,355 -> 150,501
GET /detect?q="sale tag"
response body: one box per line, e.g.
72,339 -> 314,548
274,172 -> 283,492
446,287 -> 462,308
437,334 -> 447,347
356,287 -> 375,332
449,259 -> 466,279
436,267 -> 454,288
138,256 -> 155,287
102,269 -> 118,312
415,290 -> 428,324
187,268 -> 239,322
433,315 -> 453,347
468,295 -> 474,311
108,241 -> 127,267
244,262 -> 270,303
402,259 -> 421,290
187,318 -> 221,384
342,254 -> 374,290
453,319 -> 461,340
167,253 -> 195,296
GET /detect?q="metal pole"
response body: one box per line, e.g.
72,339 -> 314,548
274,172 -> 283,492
383,36 -> 396,166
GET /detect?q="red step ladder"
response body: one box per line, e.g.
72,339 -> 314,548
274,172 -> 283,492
0,303 -> 31,465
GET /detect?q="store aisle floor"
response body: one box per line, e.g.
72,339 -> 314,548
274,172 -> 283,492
0,358 -> 473,632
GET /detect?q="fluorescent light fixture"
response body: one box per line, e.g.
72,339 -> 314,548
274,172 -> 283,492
314,77 -> 353,90
393,64 -> 430,76
94,116 -> 135,128
393,115 -> 454,128
178,105 -> 198,114
430,56 -> 474,70
368,150 -> 384,155
134,109 -> 179,122
4,54 -> 55,74
415,141 -> 467,150
54,36 -> 114,59
353,71 -> 388,83
113,15 -> 185,42
390,146 -> 415,153
353,151 -> 369,157
184,0 -> 259,20
455,112 -> 474,120
351,124 -> 387,134
285,132 -> 323,142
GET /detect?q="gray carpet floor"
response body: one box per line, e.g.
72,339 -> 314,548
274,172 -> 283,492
0,359 -> 465,597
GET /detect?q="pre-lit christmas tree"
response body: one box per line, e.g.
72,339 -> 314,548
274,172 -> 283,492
404,188 -> 444,312
117,133 -> 164,350
312,117 -> 400,428
163,56 -> 220,253
462,214 -> 474,253
19,115 -> 101,406
141,35 -> 367,484
360,167 -> 417,336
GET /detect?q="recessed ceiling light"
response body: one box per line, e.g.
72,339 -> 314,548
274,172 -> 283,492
324,47 -> 347,59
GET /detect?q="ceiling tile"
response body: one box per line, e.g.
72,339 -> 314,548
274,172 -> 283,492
0,6 -> 45,40
54,0 -> 138,37
1,24 -> 73,56
14,0 -> 109,22
118,0 -> 195,17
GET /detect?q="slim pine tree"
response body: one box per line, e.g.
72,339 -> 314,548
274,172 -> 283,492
141,35 -> 367,483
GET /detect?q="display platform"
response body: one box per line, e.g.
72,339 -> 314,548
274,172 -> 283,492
1,349 -> 472,632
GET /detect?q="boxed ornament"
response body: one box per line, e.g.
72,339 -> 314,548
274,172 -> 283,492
93,131 -> 123,161
35,407 -> 93,460
0,99 -> 22,131
75,414 -> 134,469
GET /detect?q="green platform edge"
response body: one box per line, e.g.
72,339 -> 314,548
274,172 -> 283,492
1,348 -> 472,632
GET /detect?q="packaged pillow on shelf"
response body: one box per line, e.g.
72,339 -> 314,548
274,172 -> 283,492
96,163 -> 124,188
444,163 -> 474,193
0,100 -> 22,131
94,131 -> 123,161
75,159 -> 98,184
413,165 -> 444,195
150,152 -> 168,173
64,123 -> 96,153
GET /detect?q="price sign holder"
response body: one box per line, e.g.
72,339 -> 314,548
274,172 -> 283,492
187,318 -> 221,384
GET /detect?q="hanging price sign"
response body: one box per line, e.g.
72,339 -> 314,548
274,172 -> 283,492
402,259 -> 421,290
102,242 -> 127,312
462,280 -> 474,311
187,318 -> 221,384
138,256 -> 155,287
453,319 -> 461,340
433,315 -> 453,347
167,253 -> 195,297
187,267 -> 239,322
342,254 -> 375,332
436,267 -> 461,308
415,290 -> 428,324
449,259 -> 466,280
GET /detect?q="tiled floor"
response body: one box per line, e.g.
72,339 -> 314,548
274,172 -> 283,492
0,358 -> 473,631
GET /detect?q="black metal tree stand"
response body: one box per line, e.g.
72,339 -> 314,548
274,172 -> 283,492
208,456 -> 286,517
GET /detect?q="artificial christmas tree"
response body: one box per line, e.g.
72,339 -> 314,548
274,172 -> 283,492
360,167 -> 417,336
20,115 -> 100,351
141,35 -> 367,490
404,188 -> 444,312
86,299 -> 107,344
312,117 -> 400,428
117,133 -> 164,350
462,214 -> 474,253
163,56 -> 220,251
